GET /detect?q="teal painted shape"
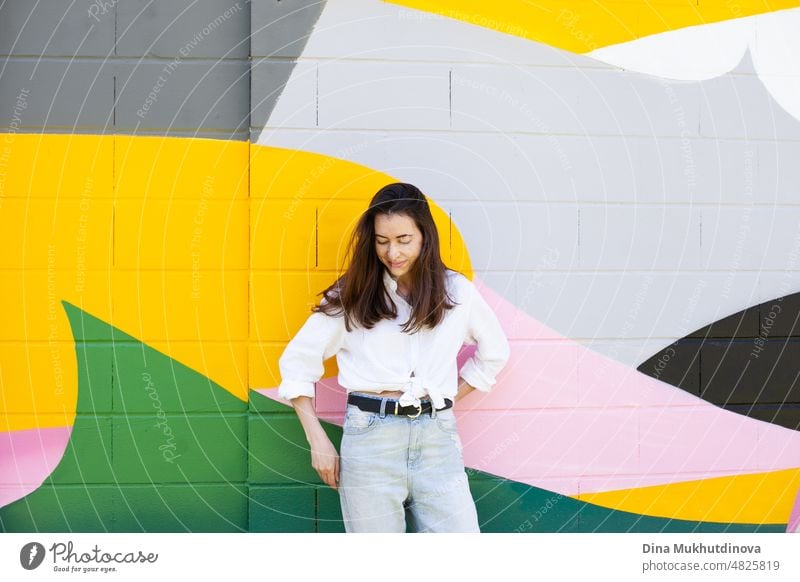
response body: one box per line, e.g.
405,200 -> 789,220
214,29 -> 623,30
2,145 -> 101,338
249,486 -> 316,533
113,485 -> 248,532
468,474 -> 784,533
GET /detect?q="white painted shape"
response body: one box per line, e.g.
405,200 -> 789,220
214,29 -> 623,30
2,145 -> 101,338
753,9 -> 800,75
588,7 -> 800,123
589,18 -> 751,81
379,132 -> 524,200
448,202 -> 580,271
579,205 -> 701,270
534,272 -> 761,342
258,60 -> 317,129
758,271 -> 800,305
757,140 -> 800,204
317,61 -> 450,129
752,9 -> 800,121
701,207 -> 800,270
450,65 -> 582,133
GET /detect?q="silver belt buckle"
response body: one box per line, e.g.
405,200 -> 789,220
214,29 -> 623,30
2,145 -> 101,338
406,402 -> 422,419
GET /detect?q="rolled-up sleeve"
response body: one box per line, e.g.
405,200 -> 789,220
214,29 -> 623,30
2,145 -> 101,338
458,282 -> 510,392
278,310 -> 345,401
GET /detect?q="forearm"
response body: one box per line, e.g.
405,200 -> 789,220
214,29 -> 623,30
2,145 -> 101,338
290,395 -> 339,490
455,378 -> 475,402
290,396 -> 328,444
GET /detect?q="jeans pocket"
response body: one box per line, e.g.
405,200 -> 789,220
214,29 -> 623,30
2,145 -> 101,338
434,408 -> 459,434
343,405 -> 380,435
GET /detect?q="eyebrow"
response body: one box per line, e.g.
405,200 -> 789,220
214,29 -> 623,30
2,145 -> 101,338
375,233 -> 413,240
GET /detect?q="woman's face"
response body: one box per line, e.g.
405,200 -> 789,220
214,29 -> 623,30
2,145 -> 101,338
374,212 -> 423,283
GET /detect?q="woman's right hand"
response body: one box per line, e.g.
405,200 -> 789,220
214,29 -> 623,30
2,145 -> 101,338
309,434 -> 340,490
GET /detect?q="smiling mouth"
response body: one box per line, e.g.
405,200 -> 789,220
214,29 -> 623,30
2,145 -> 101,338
390,261 -> 406,268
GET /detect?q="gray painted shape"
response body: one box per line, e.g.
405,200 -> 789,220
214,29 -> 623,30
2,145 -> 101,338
0,1 -> 326,141
115,61 -> 250,134
251,0 -> 326,57
0,0 -> 115,57
0,59 -> 115,130
116,0 -> 250,58
0,58 -> 249,137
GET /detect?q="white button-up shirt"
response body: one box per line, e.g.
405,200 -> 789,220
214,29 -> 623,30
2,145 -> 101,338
278,269 -> 510,409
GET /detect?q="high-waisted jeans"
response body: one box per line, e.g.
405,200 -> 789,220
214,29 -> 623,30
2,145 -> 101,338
338,400 -> 480,533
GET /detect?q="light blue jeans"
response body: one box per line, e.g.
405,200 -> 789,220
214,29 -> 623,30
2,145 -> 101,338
338,398 -> 480,533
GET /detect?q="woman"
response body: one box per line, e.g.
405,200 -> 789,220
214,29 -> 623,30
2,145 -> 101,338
278,182 -> 510,532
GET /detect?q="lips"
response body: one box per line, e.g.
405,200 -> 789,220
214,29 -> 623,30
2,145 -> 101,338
390,261 -> 406,269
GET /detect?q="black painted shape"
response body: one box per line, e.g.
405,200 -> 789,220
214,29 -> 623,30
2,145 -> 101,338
638,292 -> 800,431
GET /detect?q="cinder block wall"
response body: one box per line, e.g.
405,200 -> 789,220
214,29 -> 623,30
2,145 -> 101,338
2,0 -> 799,533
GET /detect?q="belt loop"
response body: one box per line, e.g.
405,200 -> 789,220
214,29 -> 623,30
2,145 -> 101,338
379,398 -> 387,419
431,400 -> 437,419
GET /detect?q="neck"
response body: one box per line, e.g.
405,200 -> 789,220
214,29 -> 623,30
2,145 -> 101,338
389,271 -> 412,297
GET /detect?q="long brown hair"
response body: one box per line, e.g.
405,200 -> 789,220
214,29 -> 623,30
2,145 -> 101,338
315,183 -> 457,333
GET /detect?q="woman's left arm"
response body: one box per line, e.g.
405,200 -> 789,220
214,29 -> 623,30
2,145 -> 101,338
455,378 -> 475,402
458,281 -> 511,395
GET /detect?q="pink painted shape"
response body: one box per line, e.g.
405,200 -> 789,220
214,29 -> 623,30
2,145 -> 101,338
255,276 -> 800,509
788,489 -> 800,533
0,425 -> 72,508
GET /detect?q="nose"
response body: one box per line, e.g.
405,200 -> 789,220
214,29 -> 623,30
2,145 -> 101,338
387,244 -> 402,261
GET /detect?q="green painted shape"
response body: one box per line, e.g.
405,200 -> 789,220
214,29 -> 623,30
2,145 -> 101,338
248,409 -> 341,486
0,487 -> 115,532
113,485 -> 248,532
51,417 -> 114,484
74,344 -> 113,412
113,343 -> 246,413
112,414 -> 247,482
248,389 -> 290,413
0,302 -> 249,532
249,486 -> 316,533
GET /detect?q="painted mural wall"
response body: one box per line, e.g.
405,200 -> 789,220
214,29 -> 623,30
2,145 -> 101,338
2,0 -> 800,533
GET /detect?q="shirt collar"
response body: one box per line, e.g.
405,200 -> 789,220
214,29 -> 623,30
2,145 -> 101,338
382,269 -> 399,293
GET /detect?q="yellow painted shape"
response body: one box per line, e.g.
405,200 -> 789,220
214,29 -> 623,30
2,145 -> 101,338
0,344 -> 78,416
576,468 -> 800,524
2,135 -> 472,431
0,269 -> 113,342
114,199 -> 248,269
251,198 -> 317,270
387,0 -> 800,53
250,144 -> 389,200
0,199 -> 113,270
115,135 -> 248,200
0,133 -> 113,198
1,135 -> 249,430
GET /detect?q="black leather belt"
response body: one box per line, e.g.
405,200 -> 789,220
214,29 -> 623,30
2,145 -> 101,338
347,393 -> 453,418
